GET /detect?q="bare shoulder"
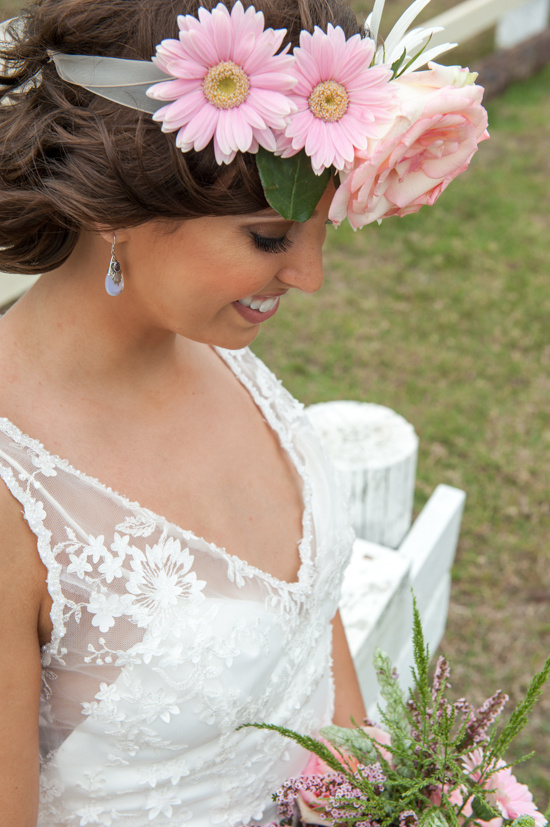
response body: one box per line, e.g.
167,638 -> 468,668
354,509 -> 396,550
0,478 -> 50,825
0,480 -> 52,642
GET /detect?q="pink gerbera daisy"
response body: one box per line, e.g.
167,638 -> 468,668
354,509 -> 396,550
147,2 -> 297,164
463,749 -> 547,827
283,24 -> 396,174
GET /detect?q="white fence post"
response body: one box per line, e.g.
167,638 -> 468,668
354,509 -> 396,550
495,0 -> 550,48
307,401 -> 418,549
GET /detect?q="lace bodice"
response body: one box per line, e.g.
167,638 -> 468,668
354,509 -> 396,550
0,347 -> 354,827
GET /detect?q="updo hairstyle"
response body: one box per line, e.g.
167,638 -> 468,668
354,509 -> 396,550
0,0 -> 360,274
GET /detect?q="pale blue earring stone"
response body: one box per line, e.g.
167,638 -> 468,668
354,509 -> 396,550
105,257 -> 124,296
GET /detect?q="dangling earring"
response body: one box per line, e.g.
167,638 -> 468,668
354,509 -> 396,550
105,235 -> 124,296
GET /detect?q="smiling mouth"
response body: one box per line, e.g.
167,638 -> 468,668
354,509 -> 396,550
237,295 -> 280,313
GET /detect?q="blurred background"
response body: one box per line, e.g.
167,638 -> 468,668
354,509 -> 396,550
1,0 -> 549,809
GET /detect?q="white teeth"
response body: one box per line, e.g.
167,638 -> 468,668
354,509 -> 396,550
237,296 -> 279,313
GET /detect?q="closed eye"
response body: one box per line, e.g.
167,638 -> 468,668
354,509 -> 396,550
251,232 -> 294,254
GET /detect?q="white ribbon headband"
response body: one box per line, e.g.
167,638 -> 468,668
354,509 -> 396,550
50,53 -> 174,114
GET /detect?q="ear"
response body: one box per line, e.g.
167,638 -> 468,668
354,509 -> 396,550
97,227 -> 131,246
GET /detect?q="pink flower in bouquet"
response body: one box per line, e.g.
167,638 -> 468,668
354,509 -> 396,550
460,749 -> 547,827
329,62 -> 489,228
148,1 -> 297,164
281,24 -> 395,174
296,740 -> 360,825
296,729 -> 392,824
363,724 -> 393,765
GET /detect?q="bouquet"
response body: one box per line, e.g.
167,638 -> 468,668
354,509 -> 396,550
243,602 -> 550,827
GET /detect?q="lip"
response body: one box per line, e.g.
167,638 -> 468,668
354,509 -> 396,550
233,296 -> 281,324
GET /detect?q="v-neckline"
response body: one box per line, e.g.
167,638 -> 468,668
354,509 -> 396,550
0,346 -> 315,591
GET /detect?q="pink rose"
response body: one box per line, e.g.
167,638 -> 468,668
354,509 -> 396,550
329,66 -> 489,228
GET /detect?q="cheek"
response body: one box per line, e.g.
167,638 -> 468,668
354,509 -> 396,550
192,254 -> 280,304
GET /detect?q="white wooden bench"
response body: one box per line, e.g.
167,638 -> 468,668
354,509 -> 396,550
340,486 -> 465,715
307,402 -> 466,713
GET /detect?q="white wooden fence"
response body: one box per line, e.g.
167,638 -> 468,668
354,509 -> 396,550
307,402 -> 465,712
424,0 -> 549,52
340,486 -> 465,715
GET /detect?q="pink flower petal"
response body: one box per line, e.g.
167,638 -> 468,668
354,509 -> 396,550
228,109 -> 254,153
211,3 -> 233,62
249,71 -> 296,93
253,126 -> 277,153
246,88 -> 293,120
292,50 -> 322,89
285,109 -> 314,143
183,29 -> 218,67
178,103 -> 217,148
213,132 -> 237,164
232,31 -> 256,67
237,102 -> 267,130
147,78 -> 200,102
155,88 -> 206,129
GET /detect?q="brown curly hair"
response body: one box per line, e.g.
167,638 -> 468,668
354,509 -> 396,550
0,0 -> 359,274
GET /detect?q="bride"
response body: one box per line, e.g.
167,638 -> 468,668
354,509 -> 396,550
0,0 -> 489,822
0,0 -> 366,825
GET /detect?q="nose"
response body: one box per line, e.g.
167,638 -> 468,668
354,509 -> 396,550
277,234 -> 325,294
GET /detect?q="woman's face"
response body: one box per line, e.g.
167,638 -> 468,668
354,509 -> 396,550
112,185 -> 333,350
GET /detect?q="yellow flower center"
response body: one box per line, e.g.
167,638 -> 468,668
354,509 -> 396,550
308,80 -> 349,122
203,61 -> 250,109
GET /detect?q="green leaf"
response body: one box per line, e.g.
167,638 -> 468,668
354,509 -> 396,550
489,655 -> 550,763
255,147 -> 331,222
418,808 -> 449,827
320,724 -> 380,763
471,796 -> 501,821
510,817 -> 536,827
373,648 -> 411,742
236,722 -> 355,777
391,48 -> 407,77
411,594 -> 431,709
394,34 -> 433,79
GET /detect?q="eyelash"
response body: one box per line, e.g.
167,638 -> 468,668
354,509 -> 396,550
251,232 -> 294,254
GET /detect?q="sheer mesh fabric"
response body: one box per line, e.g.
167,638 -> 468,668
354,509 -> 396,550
0,347 -> 354,827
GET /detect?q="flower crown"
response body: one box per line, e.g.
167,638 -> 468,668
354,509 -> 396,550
50,0 -> 489,227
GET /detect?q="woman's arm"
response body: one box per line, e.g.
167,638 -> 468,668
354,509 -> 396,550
0,487 -> 49,827
331,610 -> 366,727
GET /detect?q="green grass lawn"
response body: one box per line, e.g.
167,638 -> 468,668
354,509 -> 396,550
252,65 -> 550,805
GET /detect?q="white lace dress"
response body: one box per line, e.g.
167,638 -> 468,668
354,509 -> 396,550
0,346 -> 354,827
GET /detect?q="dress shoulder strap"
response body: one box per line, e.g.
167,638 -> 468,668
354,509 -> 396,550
0,424 -> 68,664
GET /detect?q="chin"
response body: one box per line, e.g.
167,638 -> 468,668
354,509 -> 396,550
213,326 -> 261,350
183,321 -> 261,351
